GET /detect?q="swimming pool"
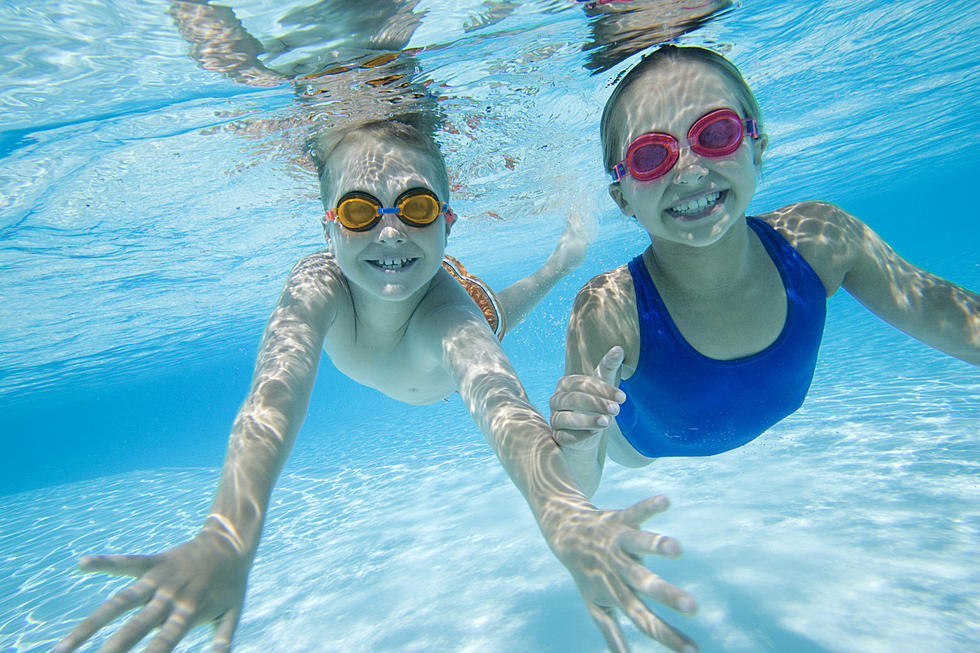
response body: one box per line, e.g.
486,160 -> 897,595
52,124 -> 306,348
1,0 -> 977,651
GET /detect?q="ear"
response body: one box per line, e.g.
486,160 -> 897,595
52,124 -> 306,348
608,183 -> 634,217
321,212 -> 332,245
443,206 -> 455,242
753,134 -> 769,168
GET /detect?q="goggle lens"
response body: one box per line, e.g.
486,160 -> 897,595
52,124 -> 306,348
691,110 -> 743,155
338,196 -> 381,229
627,138 -> 676,180
398,192 -> 440,225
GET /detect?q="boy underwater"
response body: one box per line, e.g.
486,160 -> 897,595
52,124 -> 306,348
55,117 -> 695,652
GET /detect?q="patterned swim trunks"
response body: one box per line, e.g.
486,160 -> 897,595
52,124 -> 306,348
441,255 -> 506,339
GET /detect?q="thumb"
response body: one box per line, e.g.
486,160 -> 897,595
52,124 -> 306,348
594,346 -> 624,385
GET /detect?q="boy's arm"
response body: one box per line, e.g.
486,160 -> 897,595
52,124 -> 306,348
201,254 -> 338,567
430,304 -> 697,653
55,253 -> 339,653
494,210 -> 594,329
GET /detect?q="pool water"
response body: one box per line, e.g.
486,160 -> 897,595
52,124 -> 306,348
1,1 -> 978,651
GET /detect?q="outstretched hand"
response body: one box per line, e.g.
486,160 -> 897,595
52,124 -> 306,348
545,495 -> 698,652
54,530 -> 250,653
547,205 -> 598,275
551,345 -> 626,448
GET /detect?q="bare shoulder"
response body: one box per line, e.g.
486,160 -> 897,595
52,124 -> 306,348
279,249 -> 350,328
285,250 -> 346,294
573,265 -> 634,316
289,249 -> 343,281
414,267 -> 493,334
567,264 -> 640,374
757,201 -> 864,296
409,268 -> 509,376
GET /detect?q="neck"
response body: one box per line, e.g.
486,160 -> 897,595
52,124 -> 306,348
644,217 -> 757,296
347,279 -> 432,339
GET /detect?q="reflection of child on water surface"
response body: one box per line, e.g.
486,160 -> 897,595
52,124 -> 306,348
53,117 -> 701,652
548,44 -> 980,651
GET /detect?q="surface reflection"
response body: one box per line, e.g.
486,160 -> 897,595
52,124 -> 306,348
167,0 -> 440,150
579,0 -> 736,73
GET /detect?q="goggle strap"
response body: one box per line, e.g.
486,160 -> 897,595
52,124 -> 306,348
746,119 -> 759,140
324,209 -> 337,222
612,162 -> 627,182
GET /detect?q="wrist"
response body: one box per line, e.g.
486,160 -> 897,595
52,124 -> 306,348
200,513 -> 260,559
534,489 -> 595,545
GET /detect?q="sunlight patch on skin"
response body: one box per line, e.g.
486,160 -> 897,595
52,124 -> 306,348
204,515 -> 246,556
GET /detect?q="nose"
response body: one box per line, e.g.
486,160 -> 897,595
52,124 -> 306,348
671,148 -> 708,185
375,215 -> 406,244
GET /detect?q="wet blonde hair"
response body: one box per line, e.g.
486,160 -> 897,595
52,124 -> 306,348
309,114 -> 450,207
600,45 -> 765,176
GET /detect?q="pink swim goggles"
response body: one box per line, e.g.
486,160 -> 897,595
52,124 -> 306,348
612,108 -> 760,182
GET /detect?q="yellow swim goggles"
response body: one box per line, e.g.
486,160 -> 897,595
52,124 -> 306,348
325,188 -> 456,232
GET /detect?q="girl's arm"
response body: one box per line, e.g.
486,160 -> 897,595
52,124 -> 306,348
55,253 -> 340,653
550,270 -> 637,495
772,201 -> 980,365
839,214 -> 979,364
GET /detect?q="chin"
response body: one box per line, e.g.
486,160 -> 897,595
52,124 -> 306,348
670,212 -> 739,246
367,278 -> 424,300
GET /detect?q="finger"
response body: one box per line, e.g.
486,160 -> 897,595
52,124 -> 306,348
52,580 -> 155,652
552,380 -> 624,406
551,387 -> 622,414
617,530 -> 682,559
211,602 -> 243,653
555,431 -> 604,451
586,603 -> 629,653
551,411 -> 611,434
594,346 -> 625,386
554,428 -> 602,448
79,554 -> 155,578
144,605 -> 194,653
617,559 -> 697,615
99,596 -> 172,652
620,495 -> 670,528
609,582 -> 699,653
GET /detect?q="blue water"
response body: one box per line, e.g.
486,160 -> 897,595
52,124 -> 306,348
1,1 -> 978,651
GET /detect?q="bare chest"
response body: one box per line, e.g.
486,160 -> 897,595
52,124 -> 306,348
322,311 -> 454,405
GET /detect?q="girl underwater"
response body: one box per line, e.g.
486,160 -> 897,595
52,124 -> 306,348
548,44 -> 980,651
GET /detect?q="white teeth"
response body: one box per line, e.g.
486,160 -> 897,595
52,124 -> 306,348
374,257 -> 412,270
671,192 -> 721,215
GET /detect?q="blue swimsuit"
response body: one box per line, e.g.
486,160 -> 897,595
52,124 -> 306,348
616,217 -> 827,458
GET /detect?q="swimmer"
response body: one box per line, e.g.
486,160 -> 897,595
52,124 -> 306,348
54,116 -> 695,653
548,44 -> 980,650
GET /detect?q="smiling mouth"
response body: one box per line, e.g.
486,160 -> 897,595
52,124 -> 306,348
367,257 -> 418,271
667,190 -> 726,221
